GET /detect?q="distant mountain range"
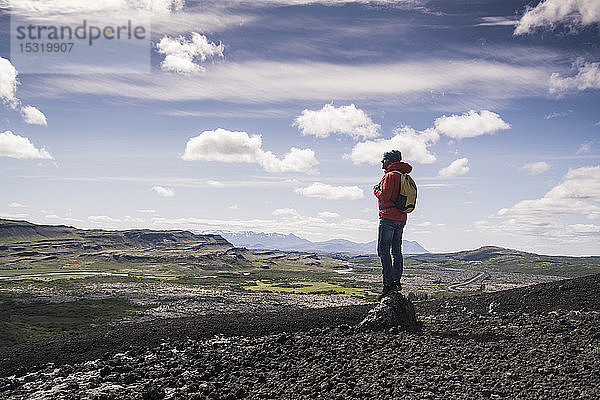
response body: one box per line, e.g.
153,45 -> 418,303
203,230 -> 428,255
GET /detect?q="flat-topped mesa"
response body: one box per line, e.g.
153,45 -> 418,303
0,219 -> 233,248
0,219 -> 76,240
120,230 -> 231,246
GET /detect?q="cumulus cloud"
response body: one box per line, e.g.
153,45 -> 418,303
438,158 -> 469,178
182,128 -> 261,163
497,165 -> 600,220
0,57 -> 48,124
295,182 -> 364,200
20,106 -> 48,126
433,110 -> 511,139
346,126 -> 439,165
258,147 -> 319,174
0,130 -> 52,159
521,161 -> 551,175
157,33 -> 224,74
8,202 -> 26,208
0,57 -> 19,109
348,109 -> 510,165
152,185 -> 175,197
181,128 -> 318,173
550,61 -> 600,94
514,0 -> 600,35
476,166 -> 600,251
293,103 -> 380,140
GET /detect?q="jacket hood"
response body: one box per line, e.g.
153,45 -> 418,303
386,161 -> 412,174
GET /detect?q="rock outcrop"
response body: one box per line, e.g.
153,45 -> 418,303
358,292 -> 419,332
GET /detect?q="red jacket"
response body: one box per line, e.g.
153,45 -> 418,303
374,161 -> 413,221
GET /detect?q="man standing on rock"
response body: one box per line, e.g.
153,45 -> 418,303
373,150 -> 412,300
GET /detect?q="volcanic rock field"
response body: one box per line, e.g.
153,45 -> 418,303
1,274 -> 599,399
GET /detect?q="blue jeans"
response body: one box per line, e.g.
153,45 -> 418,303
377,218 -> 406,287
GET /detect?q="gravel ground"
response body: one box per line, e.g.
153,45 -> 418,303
1,274 -> 599,399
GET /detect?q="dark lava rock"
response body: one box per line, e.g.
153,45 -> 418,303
142,382 -> 165,400
2,274 -> 600,400
358,292 -> 418,332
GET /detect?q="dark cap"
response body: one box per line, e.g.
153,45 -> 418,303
383,150 -> 402,163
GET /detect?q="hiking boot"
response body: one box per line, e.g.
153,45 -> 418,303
377,285 -> 395,301
393,281 -> 402,292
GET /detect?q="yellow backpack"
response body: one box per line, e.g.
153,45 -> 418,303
388,171 -> 417,213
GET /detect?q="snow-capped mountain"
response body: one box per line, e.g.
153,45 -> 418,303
202,230 -> 428,255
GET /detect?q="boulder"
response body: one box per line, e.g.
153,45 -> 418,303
358,292 -> 419,332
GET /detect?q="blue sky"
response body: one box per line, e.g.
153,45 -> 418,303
0,0 -> 599,255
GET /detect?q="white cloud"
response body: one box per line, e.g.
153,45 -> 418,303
476,17 -> 519,26
433,110 -> 511,139
8,202 -> 26,208
182,128 -> 261,163
123,215 -> 145,223
88,215 -> 122,223
566,223 -> 600,234
181,128 -> 318,173
136,209 -> 156,213
0,0 -> 185,15
36,59 -> 552,106
207,180 -> 225,188
45,214 -> 83,223
157,33 -> 224,74
544,110 -> 571,120
0,57 -> 19,109
318,211 -> 340,219
0,57 -> 48,124
152,185 -> 175,197
521,161 -> 551,175
293,103 -> 380,140
438,158 -> 469,178
273,208 -> 301,218
0,212 -> 28,220
0,0 -> 421,16
21,106 -> 48,126
258,147 -> 319,174
550,61 -> 600,94
151,212 -> 376,243
295,182 -> 364,200
0,130 -> 53,159
346,126 -> 439,165
494,165 -> 600,220
348,110 -> 510,166
211,0 -> 420,6
514,0 -> 600,35
476,166 -> 600,252
576,140 -> 594,154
